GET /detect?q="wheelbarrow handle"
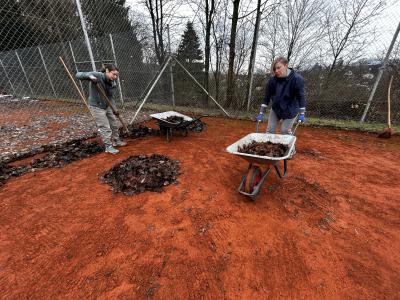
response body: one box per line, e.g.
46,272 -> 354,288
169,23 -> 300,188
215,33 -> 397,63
256,120 -> 261,133
255,115 -> 301,135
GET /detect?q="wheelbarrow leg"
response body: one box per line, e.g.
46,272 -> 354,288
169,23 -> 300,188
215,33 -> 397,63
273,159 -> 288,178
166,128 -> 172,142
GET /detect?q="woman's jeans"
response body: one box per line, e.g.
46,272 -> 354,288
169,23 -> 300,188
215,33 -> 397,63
89,105 -> 120,146
266,109 -> 296,135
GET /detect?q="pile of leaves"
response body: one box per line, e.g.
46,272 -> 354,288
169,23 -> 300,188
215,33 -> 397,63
238,140 -> 289,157
100,154 -> 180,195
119,124 -> 160,139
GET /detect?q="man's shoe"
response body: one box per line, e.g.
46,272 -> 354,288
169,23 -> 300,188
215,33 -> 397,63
113,140 -> 127,147
105,146 -> 119,154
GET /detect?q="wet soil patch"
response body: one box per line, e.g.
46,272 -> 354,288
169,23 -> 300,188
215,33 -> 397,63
100,154 -> 180,195
238,140 -> 288,157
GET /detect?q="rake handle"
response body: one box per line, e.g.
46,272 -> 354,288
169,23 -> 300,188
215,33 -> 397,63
59,56 -> 90,110
388,75 -> 393,128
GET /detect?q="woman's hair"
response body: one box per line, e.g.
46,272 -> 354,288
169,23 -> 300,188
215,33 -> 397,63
99,63 -> 119,73
271,56 -> 289,73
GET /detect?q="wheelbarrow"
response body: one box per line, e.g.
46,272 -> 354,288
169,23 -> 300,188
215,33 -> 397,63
226,120 -> 300,201
150,111 -> 204,142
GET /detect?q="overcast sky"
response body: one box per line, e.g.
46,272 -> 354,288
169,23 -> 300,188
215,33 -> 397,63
125,0 -> 400,60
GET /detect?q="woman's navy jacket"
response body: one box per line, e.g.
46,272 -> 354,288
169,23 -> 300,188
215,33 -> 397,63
262,68 -> 306,120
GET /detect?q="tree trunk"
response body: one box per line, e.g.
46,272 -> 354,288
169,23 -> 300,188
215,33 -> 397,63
203,0 -> 215,107
245,0 -> 262,111
225,0 -> 240,108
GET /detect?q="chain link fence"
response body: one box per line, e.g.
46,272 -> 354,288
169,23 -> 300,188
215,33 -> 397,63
0,0 -> 399,160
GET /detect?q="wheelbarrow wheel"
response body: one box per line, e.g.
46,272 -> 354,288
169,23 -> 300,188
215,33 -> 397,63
244,166 -> 262,195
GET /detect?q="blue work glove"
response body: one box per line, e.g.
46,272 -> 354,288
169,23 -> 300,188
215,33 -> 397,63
256,113 -> 264,122
88,75 -> 99,83
298,113 -> 305,122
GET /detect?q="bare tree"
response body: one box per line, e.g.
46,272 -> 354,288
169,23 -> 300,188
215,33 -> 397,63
143,0 -> 166,65
258,0 -> 326,70
325,0 -> 385,76
143,0 -> 180,65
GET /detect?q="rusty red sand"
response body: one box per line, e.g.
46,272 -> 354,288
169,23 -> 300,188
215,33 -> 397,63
1,117 -> 400,299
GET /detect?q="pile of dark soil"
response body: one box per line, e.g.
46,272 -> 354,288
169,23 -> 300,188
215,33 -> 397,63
0,140 -> 103,186
238,140 -> 288,157
100,154 -> 180,195
119,124 -> 160,139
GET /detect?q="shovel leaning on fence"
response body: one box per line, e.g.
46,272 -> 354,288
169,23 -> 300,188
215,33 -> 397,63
59,56 -> 129,134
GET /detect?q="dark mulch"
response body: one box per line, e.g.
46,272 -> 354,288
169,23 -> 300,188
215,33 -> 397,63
0,140 -> 104,186
30,140 -> 104,169
100,154 -> 180,195
238,140 -> 289,157
187,118 -> 207,132
165,116 -> 184,123
119,124 -> 160,139
161,116 -> 207,133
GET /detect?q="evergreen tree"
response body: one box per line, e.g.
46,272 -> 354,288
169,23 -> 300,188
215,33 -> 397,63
177,22 -> 203,68
175,22 -> 204,106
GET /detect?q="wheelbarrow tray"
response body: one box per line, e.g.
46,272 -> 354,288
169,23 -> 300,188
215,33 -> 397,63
226,133 -> 296,165
150,111 -> 194,128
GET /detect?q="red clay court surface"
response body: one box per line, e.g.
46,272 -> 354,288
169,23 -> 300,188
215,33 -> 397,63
1,117 -> 399,299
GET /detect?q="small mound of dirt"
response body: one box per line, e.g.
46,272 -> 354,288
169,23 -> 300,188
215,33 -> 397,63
100,154 -> 180,195
238,140 -> 288,157
119,124 -> 160,139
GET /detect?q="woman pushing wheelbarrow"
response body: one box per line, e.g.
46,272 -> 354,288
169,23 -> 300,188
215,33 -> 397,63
256,56 -> 306,135
227,57 -> 306,200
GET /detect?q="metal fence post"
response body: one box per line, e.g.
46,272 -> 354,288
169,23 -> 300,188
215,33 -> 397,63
75,0 -> 96,71
38,46 -> 57,97
109,33 -> 125,106
360,21 -> 400,123
130,56 -> 172,124
173,57 -> 230,117
0,58 -> 16,95
15,50 -> 33,95
167,25 -> 175,108
69,41 -> 84,92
